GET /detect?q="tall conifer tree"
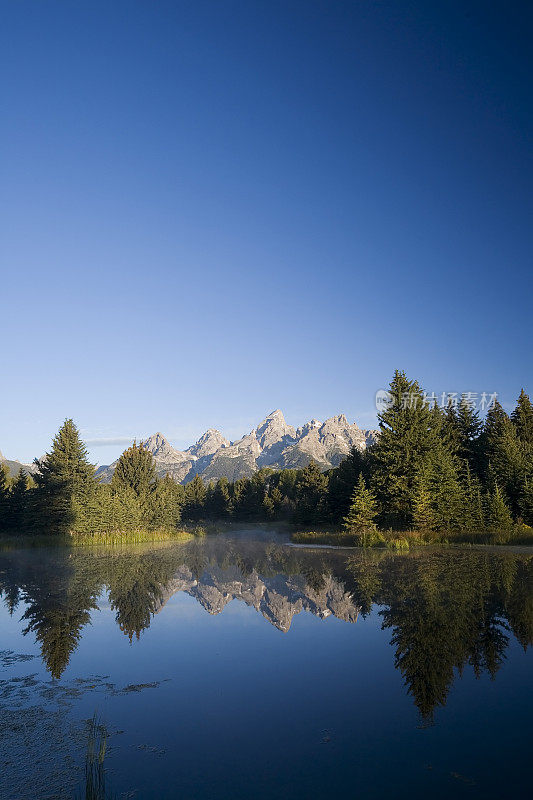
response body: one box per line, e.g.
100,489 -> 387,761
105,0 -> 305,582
342,474 -> 378,535
371,371 -> 439,528
32,419 -> 95,533
0,464 -> 10,532
456,396 -> 483,471
8,469 -> 28,532
511,389 -> 533,447
482,401 -> 526,516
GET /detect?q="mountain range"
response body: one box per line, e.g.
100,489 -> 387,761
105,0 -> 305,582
153,561 -> 360,632
96,409 -> 378,484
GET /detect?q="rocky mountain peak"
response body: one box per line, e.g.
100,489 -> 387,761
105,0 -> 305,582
320,414 -> 351,431
296,419 -> 321,437
141,432 -> 188,464
254,409 -> 296,449
187,429 -> 230,459
96,410 -> 379,485
142,431 -> 166,448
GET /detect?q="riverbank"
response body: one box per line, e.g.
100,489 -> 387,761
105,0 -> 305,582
291,524 -> 533,550
0,526 -> 204,548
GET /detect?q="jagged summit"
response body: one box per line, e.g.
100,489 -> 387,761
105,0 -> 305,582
153,563 -> 360,633
187,429 -> 230,459
142,433 -> 188,463
96,410 -> 378,485
254,409 -> 296,450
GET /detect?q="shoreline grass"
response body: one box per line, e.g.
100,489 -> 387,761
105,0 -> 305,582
68,528 -> 196,546
0,526 -> 204,549
291,524 -> 533,550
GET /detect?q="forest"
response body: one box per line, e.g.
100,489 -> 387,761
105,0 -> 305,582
1,370 -> 532,544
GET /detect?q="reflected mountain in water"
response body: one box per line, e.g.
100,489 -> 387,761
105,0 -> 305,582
1,532 -> 532,719
154,563 -> 360,631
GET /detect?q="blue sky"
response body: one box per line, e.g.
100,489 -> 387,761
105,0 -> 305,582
1,0 -> 531,465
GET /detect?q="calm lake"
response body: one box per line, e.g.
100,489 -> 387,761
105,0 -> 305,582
1,527 -> 532,799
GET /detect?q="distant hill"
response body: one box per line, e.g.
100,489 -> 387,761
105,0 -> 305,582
96,410 -> 378,485
0,450 -> 35,478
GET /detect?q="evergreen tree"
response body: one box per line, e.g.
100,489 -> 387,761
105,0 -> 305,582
210,477 -> 232,518
520,479 -> 533,526
456,396 -> 483,471
482,401 -> 526,516
183,474 -> 207,520
8,469 -> 28,532
371,370 -> 439,528
111,441 -> 156,501
327,446 -> 369,523
0,464 -> 10,532
268,485 -> 284,518
459,463 -> 485,533
442,398 -> 461,455
511,389 -> 533,447
413,469 -> 436,532
485,485 -> 514,540
150,474 -> 183,529
32,419 -> 96,533
342,475 -> 378,537
295,461 -> 329,526
413,444 -> 466,533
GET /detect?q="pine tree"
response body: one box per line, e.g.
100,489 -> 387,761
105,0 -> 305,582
413,470 -> 436,532
327,445 -> 369,523
459,463 -> 484,533
442,399 -> 461,456
111,441 -> 156,500
482,401 -> 526,516
371,370 -> 439,528
413,445 -> 466,533
183,474 -> 207,521
485,485 -> 514,540
456,396 -> 483,471
519,479 -> 533,526
511,389 -> 533,447
0,464 -> 10,532
8,469 -> 28,532
269,485 -> 284,518
430,448 -> 466,532
295,461 -> 329,526
210,477 -> 232,518
150,474 -> 184,529
32,419 -> 96,533
342,474 -> 378,536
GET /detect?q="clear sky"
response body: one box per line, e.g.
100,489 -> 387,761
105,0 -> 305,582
1,0 -> 532,465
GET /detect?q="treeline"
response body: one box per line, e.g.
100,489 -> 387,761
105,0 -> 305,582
1,370 -> 533,540
182,369 -> 533,542
0,422 -> 185,536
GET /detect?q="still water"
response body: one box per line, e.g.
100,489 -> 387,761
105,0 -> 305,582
0,528 -> 532,799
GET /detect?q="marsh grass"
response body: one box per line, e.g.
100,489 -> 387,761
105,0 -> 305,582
75,715 -> 116,800
292,524 -> 533,549
68,528 -> 195,546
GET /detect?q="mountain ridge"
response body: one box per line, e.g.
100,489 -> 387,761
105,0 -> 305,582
95,410 -> 378,484
0,451 -> 36,478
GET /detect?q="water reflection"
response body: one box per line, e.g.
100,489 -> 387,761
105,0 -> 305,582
1,536 -> 532,719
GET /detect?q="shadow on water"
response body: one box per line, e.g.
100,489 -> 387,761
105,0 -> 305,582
0,532 -> 532,721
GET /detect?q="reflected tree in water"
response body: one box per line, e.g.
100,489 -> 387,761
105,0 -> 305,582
1,541 -> 532,716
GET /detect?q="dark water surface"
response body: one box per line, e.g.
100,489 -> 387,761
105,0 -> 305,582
1,528 -> 532,799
